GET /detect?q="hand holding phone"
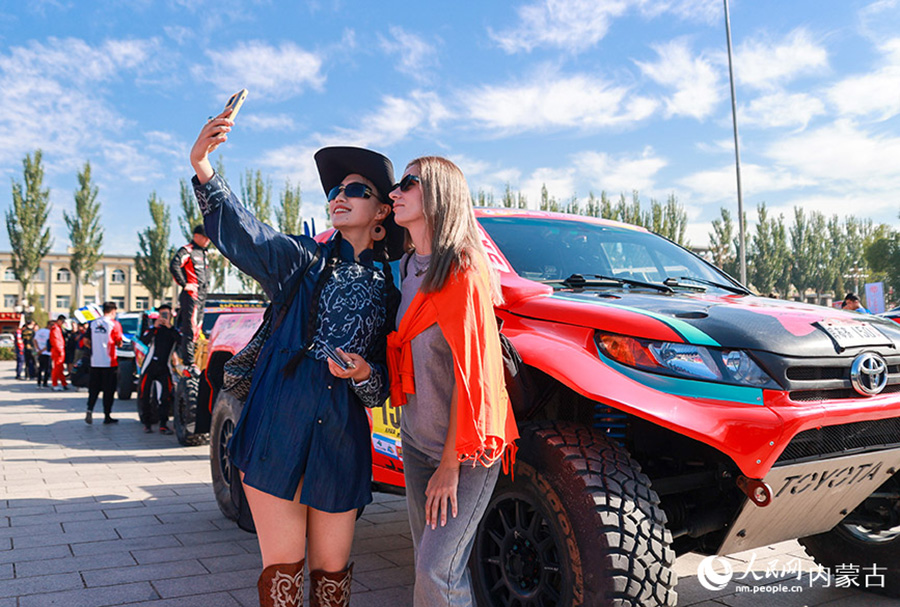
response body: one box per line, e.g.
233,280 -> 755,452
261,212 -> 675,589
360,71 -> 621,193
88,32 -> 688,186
223,88 -> 248,121
319,341 -> 356,370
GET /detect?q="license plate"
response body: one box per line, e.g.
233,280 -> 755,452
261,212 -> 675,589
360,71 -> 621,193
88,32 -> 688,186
815,320 -> 890,349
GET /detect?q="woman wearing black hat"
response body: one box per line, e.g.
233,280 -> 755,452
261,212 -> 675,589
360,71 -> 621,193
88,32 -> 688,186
190,112 -> 401,607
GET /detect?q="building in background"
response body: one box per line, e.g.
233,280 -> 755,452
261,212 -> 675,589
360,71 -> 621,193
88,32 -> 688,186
0,250 -> 177,333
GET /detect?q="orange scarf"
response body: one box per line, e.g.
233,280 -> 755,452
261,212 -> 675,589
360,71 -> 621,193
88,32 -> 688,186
387,261 -> 518,470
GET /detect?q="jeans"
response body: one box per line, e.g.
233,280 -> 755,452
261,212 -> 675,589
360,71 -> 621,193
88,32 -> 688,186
403,440 -> 500,607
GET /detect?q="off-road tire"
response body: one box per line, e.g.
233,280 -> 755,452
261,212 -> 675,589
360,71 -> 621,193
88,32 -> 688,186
471,420 -> 677,607
210,390 -> 242,521
117,359 -> 135,400
173,375 -> 206,446
801,487 -> 900,599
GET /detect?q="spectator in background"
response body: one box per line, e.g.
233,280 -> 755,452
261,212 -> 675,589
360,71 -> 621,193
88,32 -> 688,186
34,321 -> 52,388
49,315 -> 68,391
85,302 -> 124,425
21,320 -> 36,380
15,321 -> 26,380
843,292 -> 870,314
138,304 -> 179,434
66,323 -> 87,375
169,225 -> 210,374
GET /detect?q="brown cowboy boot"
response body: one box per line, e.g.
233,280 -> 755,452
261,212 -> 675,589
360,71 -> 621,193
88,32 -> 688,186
257,560 -> 304,607
309,562 -> 353,607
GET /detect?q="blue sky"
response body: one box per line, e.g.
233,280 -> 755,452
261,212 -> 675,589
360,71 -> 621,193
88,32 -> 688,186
1,0 -> 899,257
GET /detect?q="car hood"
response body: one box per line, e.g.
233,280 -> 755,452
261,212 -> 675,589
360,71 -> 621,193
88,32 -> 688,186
506,289 -> 900,357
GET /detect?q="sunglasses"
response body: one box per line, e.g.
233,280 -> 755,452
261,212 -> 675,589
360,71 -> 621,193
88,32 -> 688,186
391,174 -> 421,192
327,182 -> 379,202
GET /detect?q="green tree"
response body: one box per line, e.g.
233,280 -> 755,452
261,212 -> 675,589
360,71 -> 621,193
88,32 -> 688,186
5,150 -> 52,304
864,223 -> 900,299
135,193 -> 174,303
807,211 -> 833,299
843,216 -> 872,295
583,192 -> 601,217
237,169 -> 272,294
789,207 -> 815,299
276,179 -> 303,234
538,184 -> 561,212
64,162 -> 103,308
649,194 -> 687,245
474,189 -> 495,207
599,191 -> 614,220
709,207 -> 737,278
748,203 -> 786,295
773,214 -> 792,297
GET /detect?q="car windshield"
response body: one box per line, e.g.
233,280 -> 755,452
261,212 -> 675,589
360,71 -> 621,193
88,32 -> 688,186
118,316 -> 141,335
478,216 -> 741,294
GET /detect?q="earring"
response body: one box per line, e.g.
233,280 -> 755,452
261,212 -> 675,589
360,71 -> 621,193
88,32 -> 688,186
371,224 -> 385,241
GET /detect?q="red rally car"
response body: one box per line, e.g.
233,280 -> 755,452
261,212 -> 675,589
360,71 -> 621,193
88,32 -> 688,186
198,209 -> 900,606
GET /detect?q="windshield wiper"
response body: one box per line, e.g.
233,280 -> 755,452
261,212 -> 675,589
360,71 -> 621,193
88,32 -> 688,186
664,276 -> 750,295
545,273 -> 674,294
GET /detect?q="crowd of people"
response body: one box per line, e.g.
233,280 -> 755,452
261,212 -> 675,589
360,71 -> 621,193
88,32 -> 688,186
9,231 -> 204,431
13,316 -> 89,390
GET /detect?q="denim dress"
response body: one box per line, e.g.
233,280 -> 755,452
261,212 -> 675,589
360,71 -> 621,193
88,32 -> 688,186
193,173 -> 395,512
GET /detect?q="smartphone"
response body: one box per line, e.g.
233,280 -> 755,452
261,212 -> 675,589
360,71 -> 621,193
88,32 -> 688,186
223,88 -> 248,121
319,341 -> 356,370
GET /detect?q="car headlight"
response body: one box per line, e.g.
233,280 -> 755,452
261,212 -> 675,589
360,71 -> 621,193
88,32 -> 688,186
595,332 -> 777,388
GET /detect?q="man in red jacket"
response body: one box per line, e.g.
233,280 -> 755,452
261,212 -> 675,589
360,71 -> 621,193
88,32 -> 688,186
50,315 -> 68,391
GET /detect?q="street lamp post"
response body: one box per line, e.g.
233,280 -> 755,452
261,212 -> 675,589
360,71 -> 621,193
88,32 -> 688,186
724,0 -> 747,286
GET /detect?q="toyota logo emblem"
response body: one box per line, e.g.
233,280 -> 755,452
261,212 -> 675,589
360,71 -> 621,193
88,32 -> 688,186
850,353 -> 888,396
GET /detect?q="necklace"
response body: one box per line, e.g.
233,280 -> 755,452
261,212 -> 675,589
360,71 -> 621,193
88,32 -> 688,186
412,253 -> 430,277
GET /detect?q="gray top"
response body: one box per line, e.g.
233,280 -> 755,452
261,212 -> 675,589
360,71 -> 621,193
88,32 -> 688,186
397,252 -> 454,461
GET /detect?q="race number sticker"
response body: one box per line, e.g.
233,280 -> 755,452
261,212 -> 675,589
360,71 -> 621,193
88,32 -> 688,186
371,403 -> 402,461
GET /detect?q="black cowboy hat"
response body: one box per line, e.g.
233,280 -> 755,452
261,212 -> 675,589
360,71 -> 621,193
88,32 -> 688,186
314,146 -> 404,261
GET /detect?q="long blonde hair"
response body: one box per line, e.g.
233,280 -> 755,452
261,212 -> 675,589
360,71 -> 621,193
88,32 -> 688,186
406,156 -> 502,303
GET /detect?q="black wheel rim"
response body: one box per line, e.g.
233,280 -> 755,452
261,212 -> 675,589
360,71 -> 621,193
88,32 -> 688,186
219,418 -> 235,485
475,494 -> 565,607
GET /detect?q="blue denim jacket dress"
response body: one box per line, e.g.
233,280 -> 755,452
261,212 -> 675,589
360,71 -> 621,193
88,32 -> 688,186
193,173 -> 396,512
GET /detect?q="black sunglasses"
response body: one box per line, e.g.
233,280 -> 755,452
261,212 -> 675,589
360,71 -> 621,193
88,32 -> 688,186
327,182 -> 379,202
391,174 -> 421,192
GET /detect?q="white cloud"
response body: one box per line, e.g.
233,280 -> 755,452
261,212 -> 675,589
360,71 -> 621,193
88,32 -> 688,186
677,163 -> 814,203
464,71 -> 657,133
490,0 -> 628,54
379,25 -> 439,82
765,119 -> 900,191
636,38 -> 720,120
573,148 -> 668,193
827,38 -> 900,120
195,41 -> 325,100
734,29 -> 828,91
241,114 -> 299,132
740,91 -> 826,130
0,37 -> 160,169
490,0 -> 721,54
635,0 -> 720,23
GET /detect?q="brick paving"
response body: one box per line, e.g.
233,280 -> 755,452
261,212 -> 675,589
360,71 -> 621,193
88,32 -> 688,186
1,360 -> 897,606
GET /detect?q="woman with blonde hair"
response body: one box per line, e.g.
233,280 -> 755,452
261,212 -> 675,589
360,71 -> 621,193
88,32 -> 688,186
190,111 -> 402,607
387,156 -> 517,606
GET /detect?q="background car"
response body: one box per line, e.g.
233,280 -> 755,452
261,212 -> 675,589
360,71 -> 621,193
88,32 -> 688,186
0,333 -> 14,349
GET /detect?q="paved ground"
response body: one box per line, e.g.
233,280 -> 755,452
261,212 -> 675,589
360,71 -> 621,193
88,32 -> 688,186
1,360 -> 897,606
